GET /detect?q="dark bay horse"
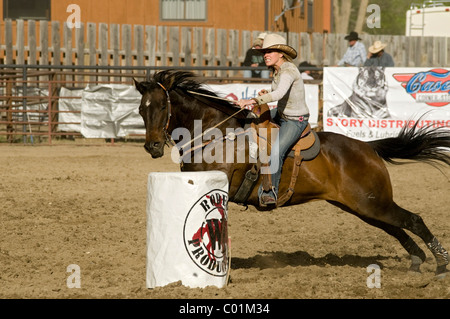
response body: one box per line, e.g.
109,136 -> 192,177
134,70 -> 450,276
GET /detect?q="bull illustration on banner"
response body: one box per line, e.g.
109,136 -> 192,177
327,67 -> 390,119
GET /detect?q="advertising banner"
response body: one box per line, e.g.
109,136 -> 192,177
323,67 -> 450,141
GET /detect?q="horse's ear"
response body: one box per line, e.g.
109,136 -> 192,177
133,78 -> 145,95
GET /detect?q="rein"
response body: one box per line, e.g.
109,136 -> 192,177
178,107 -> 245,151
187,90 -> 236,103
158,84 -> 246,150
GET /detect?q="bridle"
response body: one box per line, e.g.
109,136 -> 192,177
156,82 -> 173,145
154,82 -> 246,152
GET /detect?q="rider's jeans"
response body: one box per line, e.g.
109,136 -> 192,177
258,111 -> 308,199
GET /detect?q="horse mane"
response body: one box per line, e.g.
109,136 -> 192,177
151,70 -> 251,120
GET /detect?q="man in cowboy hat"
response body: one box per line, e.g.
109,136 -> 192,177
236,33 -> 310,206
337,31 -> 367,67
299,61 -> 315,80
243,32 -> 270,79
364,40 -> 395,67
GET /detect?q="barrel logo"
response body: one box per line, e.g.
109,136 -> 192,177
183,189 -> 229,277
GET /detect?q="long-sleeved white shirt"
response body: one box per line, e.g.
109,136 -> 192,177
254,61 -> 309,117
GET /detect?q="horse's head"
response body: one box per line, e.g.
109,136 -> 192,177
134,70 -> 249,159
134,78 -> 171,158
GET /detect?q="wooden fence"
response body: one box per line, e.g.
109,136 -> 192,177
1,19 -> 450,76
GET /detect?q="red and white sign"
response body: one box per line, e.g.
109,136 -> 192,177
323,67 -> 450,141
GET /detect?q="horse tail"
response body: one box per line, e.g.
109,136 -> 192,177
368,122 -> 450,166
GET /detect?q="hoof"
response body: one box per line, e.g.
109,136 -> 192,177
435,265 -> 448,279
435,273 -> 446,280
408,255 -> 423,273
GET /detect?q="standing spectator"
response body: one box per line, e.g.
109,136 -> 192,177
338,31 -> 367,67
299,61 -> 315,80
243,33 -> 269,79
364,40 -> 395,67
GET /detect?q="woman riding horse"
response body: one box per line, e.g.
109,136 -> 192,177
134,70 -> 449,277
236,33 -> 310,207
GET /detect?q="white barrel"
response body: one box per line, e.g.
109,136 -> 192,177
146,171 -> 230,289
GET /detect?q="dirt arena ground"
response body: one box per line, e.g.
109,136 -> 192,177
1,143 -> 449,300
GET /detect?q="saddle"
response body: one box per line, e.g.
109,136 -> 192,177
248,103 -> 320,207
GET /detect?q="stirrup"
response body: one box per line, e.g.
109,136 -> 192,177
259,187 -> 277,206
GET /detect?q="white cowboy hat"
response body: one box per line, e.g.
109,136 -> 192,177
256,33 -> 297,59
369,41 -> 387,54
257,32 -> 267,40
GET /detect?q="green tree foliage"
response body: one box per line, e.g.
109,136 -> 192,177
348,0 -> 412,35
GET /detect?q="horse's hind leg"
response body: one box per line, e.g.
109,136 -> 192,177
373,202 -> 449,276
358,216 -> 426,272
329,201 -> 427,272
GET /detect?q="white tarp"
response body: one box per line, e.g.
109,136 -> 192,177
146,171 -> 229,289
59,87 -> 83,132
80,84 -> 144,138
323,67 -> 450,141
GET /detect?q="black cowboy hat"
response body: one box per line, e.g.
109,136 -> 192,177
299,61 -> 315,68
344,31 -> 361,41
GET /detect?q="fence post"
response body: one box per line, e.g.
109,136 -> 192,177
289,31 -> 300,65
300,32 -> 311,65
217,29 -> 227,77
158,26 -> 168,67
111,24 -> 120,81
6,78 -> 13,143
206,28 -> 215,77
47,74 -> 52,145
146,25 -> 157,68
63,22 -> 73,85
170,27 -> 180,66
122,24 -> 132,67
76,22 -> 85,82
193,27 -> 203,75
40,20 -> 49,82
5,19 -> 13,64
311,32 -> 323,66
241,30 -> 250,75
135,25 -> 144,67
17,20 -> 25,65
323,32 -> 334,66
87,22 -> 97,82
47,72 -> 59,144
28,20 -> 37,66
182,27 -> 192,67
99,23 -> 108,82
52,21 -> 61,67
22,66 -> 28,144
229,30 -> 239,76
